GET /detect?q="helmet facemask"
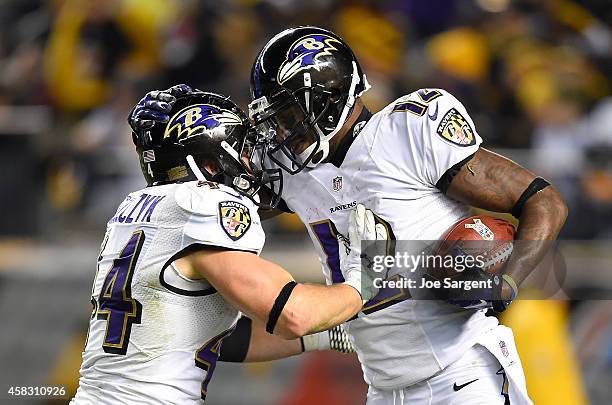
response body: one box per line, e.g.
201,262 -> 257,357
245,132 -> 284,209
250,84 -> 328,174
185,130 -> 283,210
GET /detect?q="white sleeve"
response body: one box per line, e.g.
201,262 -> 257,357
420,89 -> 482,186
174,183 -> 265,254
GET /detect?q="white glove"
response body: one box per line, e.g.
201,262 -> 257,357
338,204 -> 389,302
301,324 -> 355,353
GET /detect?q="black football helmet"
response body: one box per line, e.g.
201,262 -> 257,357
132,91 -> 282,207
249,26 -> 370,174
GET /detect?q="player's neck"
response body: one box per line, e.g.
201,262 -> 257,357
328,99 -> 371,167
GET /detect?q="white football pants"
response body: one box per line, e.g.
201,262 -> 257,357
366,326 -> 533,405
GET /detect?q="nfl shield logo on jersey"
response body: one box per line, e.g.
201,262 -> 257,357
332,176 -> 343,192
219,201 -> 252,241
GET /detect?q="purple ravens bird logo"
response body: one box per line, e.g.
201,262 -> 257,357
163,104 -> 242,141
277,34 -> 341,84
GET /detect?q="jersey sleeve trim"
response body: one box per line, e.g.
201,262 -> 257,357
435,152 -> 476,194
160,243 -> 258,297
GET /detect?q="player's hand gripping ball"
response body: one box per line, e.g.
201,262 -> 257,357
427,215 -> 517,311
433,215 -> 515,278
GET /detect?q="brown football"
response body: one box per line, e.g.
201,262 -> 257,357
427,215 -> 516,280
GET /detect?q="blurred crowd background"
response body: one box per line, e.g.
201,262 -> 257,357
0,0 -> 611,404
1,0 -> 611,237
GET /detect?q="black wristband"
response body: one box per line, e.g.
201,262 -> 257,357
218,317 -> 252,362
511,177 -> 550,218
299,337 -> 306,353
266,281 -> 298,334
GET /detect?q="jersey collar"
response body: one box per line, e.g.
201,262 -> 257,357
329,107 -> 373,168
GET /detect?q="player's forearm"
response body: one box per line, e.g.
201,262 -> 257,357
244,319 -> 303,361
503,186 -> 568,287
184,250 -> 361,339
221,317 -> 354,362
275,283 -> 361,339
446,148 -> 568,292
208,253 -> 361,339
219,316 -> 303,362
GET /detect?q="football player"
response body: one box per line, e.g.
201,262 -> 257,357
129,27 -> 567,404
72,89 -> 387,404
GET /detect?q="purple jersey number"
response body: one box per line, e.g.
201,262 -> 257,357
310,220 -> 345,284
97,230 -> 145,355
195,326 -> 236,400
309,217 -> 407,313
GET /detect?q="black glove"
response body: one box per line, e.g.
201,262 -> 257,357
444,268 -> 518,312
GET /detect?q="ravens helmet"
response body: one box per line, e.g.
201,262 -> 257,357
249,26 -> 370,174
132,91 -> 281,206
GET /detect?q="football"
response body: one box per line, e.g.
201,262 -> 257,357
428,215 -> 516,280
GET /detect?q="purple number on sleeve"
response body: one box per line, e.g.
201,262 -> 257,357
310,220 -> 345,284
392,89 -> 442,116
97,231 -> 145,355
195,327 -> 236,400
417,88 -> 442,103
310,217 -> 407,313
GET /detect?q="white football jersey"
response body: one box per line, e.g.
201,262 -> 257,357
277,89 -> 499,389
72,181 -> 264,404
